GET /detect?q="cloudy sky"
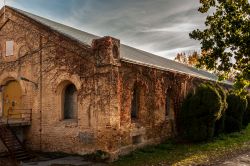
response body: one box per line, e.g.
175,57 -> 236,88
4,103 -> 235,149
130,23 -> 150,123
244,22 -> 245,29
0,0 -> 207,59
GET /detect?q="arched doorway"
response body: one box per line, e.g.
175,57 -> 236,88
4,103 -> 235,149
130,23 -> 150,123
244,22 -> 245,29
2,80 -> 22,117
63,84 -> 77,120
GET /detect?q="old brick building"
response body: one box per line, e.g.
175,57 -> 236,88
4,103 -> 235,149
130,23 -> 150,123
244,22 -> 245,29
0,6 -> 223,159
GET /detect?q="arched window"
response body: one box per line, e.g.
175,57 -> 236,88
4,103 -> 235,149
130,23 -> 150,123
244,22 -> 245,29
63,84 -> 77,120
131,83 -> 140,120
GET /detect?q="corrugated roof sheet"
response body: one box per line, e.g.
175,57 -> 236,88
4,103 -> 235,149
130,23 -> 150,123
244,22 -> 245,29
120,45 -> 218,80
10,6 -> 228,83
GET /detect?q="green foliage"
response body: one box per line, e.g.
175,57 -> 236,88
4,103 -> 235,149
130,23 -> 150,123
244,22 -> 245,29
179,83 -> 223,142
214,84 -> 228,135
224,92 -> 248,133
113,126 -> 250,166
190,0 -> 250,95
242,96 -> 250,128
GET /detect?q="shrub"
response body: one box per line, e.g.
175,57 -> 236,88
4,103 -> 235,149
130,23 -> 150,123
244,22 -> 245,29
242,96 -> 250,128
179,83 -> 223,142
224,93 -> 248,133
214,84 -> 228,136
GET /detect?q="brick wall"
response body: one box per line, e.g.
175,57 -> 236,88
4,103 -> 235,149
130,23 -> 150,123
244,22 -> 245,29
0,7 -> 209,160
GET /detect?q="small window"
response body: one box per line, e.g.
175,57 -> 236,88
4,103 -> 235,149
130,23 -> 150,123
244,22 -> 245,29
6,41 -> 14,56
132,135 -> 142,145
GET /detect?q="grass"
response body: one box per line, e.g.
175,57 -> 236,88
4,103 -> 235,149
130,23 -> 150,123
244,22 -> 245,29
111,125 -> 250,166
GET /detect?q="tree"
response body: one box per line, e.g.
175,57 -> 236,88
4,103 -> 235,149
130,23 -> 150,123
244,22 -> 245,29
190,0 -> 250,96
188,51 -> 200,66
174,51 -> 200,67
175,51 -> 238,81
175,52 -> 188,64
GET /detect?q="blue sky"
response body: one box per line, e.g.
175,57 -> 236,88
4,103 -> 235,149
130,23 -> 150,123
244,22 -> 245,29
1,0 -> 206,59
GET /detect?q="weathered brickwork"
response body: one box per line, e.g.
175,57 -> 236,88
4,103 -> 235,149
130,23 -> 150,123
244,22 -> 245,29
0,7 -> 212,159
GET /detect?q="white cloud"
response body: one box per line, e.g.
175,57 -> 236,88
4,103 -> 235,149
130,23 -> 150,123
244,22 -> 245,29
142,23 -> 200,33
0,0 -> 5,8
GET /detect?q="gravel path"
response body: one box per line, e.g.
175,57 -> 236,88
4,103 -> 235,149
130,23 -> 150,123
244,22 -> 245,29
3,150 -> 250,166
215,151 -> 250,166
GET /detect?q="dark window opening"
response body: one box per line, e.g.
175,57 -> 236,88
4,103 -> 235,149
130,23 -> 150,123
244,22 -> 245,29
131,83 -> 139,119
132,135 -> 142,145
63,84 -> 77,120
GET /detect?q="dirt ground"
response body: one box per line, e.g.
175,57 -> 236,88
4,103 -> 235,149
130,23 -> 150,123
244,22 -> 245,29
2,150 -> 250,166
0,156 -> 106,166
0,157 -> 17,166
210,150 -> 250,166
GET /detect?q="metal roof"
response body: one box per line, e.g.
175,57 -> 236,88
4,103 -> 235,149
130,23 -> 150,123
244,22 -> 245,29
9,6 -> 226,82
12,7 -> 99,46
120,45 -> 218,80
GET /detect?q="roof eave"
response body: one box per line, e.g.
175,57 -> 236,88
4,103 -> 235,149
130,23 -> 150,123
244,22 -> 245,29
121,57 -> 233,86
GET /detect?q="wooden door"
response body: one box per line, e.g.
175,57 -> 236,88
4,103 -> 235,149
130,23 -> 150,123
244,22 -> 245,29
3,81 -> 22,118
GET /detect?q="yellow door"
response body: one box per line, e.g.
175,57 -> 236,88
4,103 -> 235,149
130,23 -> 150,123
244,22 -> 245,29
3,81 -> 22,118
